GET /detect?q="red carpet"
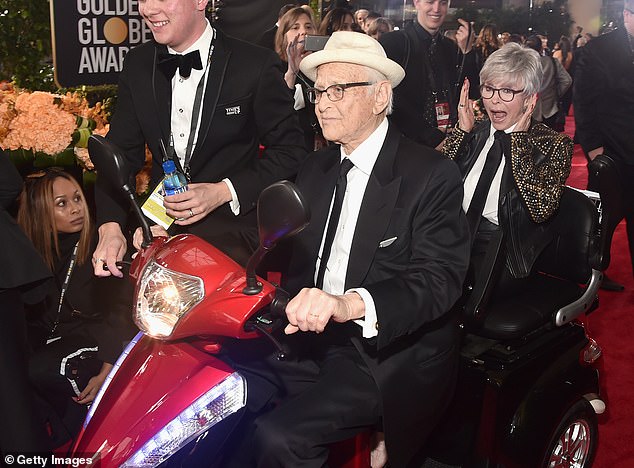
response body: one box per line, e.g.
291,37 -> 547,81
563,116 -> 634,467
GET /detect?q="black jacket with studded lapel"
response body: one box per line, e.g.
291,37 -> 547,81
443,120 -> 572,278
96,29 -> 306,252
284,124 -> 471,466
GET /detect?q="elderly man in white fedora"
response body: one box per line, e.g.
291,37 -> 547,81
237,31 -> 470,467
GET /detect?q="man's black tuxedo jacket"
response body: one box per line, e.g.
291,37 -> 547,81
284,124 -> 471,466
574,27 -> 634,165
97,29 -> 306,253
257,25 -> 277,51
380,24 -> 479,149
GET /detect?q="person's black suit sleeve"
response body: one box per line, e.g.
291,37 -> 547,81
0,151 -> 24,209
573,45 -> 605,154
0,151 -> 52,296
573,46 -> 607,153
229,51 -> 307,213
95,49 -> 150,228
365,158 -> 469,350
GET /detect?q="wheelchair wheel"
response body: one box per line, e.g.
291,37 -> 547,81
543,399 -> 597,468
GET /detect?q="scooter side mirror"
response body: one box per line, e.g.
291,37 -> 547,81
88,135 -> 132,192
257,181 -> 310,249
243,180 -> 310,295
88,135 -> 153,248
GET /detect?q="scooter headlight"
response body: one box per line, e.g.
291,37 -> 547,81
121,372 -> 246,468
135,260 -> 204,339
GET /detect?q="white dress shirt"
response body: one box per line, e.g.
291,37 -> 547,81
315,118 -> 389,338
462,123 -> 517,225
168,21 -> 240,214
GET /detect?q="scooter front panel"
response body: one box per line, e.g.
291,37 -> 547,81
73,334 -> 238,466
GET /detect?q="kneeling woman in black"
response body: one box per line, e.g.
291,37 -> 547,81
18,168 -> 136,445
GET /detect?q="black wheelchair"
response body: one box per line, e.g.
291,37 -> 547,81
421,172 -> 617,468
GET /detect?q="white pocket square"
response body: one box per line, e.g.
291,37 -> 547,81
379,237 -> 397,248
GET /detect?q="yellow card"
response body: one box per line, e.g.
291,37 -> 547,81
141,183 -> 174,230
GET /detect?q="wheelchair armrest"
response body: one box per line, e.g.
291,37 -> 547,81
554,269 -> 602,326
587,154 -> 626,271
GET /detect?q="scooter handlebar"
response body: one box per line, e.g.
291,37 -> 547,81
270,288 -> 290,318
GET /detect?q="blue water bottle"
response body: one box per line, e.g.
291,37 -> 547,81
162,160 -> 188,196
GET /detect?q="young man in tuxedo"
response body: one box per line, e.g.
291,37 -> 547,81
237,32 -> 470,467
93,0 -> 306,274
574,0 -> 634,283
379,0 -> 478,150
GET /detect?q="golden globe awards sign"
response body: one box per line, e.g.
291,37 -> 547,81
50,0 -> 153,87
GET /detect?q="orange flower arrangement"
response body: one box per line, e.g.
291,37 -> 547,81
0,84 -> 109,168
1,84 -> 151,194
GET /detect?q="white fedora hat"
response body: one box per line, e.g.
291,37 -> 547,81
299,31 -> 405,87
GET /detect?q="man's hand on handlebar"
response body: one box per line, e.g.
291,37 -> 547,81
93,222 -> 127,278
284,289 -> 365,335
133,225 -> 169,250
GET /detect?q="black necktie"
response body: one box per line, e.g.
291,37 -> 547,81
157,50 -> 203,79
316,158 -> 355,289
466,130 -> 505,237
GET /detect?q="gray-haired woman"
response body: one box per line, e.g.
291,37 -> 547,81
442,42 -> 573,298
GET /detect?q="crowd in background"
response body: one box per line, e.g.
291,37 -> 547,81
257,1 -> 603,146
2,0 -> 631,460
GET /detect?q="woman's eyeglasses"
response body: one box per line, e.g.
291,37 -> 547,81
480,85 -> 524,102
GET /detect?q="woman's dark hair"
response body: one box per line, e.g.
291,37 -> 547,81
17,168 -> 92,269
319,8 -> 355,35
475,24 -> 500,60
524,35 -> 543,54
558,36 -> 572,62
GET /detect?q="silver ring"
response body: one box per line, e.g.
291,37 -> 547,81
93,258 -> 105,263
459,104 -> 465,108
189,208 -> 194,218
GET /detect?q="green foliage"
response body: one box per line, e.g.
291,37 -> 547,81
0,0 -> 55,91
309,0 -> 321,23
0,1 -> 118,110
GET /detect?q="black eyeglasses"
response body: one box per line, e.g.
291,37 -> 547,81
480,85 -> 524,102
306,82 -> 373,104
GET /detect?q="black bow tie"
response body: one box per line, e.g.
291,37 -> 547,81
157,50 -> 203,79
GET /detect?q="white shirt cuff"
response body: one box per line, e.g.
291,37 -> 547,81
293,84 -> 306,111
349,287 -> 378,338
222,178 -> 240,215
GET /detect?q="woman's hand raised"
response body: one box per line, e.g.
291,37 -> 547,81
515,94 -> 538,132
457,78 -> 475,133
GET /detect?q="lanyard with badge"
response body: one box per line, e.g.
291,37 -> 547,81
421,36 -> 451,132
170,29 -> 216,182
46,241 -> 79,343
141,31 -> 215,230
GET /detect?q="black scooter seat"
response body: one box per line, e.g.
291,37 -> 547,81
475,274 -> 587,341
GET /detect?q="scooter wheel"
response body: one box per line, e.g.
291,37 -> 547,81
542,399 -> 598,468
